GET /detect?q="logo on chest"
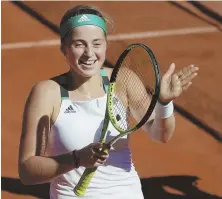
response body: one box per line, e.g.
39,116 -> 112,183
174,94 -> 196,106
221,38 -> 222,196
64,105 -> 76,114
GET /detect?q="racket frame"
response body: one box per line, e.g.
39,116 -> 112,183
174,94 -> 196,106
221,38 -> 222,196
107,43 -> 160,145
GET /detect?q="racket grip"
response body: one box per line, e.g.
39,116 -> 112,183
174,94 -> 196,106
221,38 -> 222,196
74,167 -> 97,196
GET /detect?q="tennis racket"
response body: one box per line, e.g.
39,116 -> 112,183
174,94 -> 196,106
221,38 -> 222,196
74,43 -> 160,196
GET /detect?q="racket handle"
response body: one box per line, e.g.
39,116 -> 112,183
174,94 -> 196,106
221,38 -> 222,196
74,167 -> 97,196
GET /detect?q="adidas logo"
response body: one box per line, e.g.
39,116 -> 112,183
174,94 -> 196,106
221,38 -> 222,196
78,15 -> 90,23
64,105 -> 76,114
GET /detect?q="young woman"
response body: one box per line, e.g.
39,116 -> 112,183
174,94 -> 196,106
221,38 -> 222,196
18,5 -> 199,199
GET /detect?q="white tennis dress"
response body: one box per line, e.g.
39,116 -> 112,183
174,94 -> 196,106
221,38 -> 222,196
46,72 -> 144,199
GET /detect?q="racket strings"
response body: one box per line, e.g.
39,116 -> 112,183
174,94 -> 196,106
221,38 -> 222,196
113,69 -> 129,131
126,52 -> 153,96
127,49 -> 155,96
113,47 -> 156,131
126,52 -> 152,118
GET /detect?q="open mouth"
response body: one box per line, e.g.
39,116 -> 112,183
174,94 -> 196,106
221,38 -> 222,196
79,60 -> 97,66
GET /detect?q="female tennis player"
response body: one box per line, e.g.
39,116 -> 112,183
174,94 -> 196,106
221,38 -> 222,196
18,5 -> 199,199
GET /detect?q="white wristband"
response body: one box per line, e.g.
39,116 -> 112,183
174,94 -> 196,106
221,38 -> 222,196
155,101 -> 174,118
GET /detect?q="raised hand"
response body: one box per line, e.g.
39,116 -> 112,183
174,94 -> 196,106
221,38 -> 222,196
159,63 -> 199,103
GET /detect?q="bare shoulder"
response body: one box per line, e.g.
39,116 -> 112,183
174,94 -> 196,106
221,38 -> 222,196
28,72 -> 70,106
25,76 -> 65,114
30,79 -> 60,101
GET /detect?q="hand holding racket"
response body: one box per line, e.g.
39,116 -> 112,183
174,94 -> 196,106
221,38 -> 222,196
74,143 -> 109,168
74,43 -> 160,196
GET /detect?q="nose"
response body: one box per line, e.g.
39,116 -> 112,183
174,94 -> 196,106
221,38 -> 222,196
84,46 -> 93,57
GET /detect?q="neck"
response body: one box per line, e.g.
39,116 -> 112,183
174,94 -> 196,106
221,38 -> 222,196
67,69 -> 102,93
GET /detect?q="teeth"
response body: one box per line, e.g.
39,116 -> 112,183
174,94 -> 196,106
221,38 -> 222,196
80,60 -> 96,65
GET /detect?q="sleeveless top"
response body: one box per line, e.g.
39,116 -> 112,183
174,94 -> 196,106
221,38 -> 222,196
46,69 -> 144,199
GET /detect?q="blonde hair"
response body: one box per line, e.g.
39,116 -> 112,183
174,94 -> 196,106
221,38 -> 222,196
60,5 -> 113,54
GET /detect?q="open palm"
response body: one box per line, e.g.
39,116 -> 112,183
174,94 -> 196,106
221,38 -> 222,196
159,63 -> 199,103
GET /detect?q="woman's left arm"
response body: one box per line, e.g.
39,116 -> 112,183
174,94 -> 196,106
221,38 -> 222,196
144,63 -> 199,143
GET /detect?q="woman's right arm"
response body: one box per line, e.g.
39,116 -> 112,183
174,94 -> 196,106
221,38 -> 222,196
19,81 -> 109,185
18,81 -> 76,185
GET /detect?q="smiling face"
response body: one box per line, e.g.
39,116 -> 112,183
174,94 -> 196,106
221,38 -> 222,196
63,25 -> 107,77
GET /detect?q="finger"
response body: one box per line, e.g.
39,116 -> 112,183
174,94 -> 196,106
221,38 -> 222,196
93,142 -> 110,152
187,65 -> 199,76
91,143 -> 104,154
181,72 -> 198,86
177,64 -> 197,79
102,143 -> 111,150
163,63 -> 175,79
93,155 -> 108,164
182,82 -> 192,91
97,159 -> 106,164
93,142 -> 104,149
177,67 -> 188,78
92,147 -> 109,156
90,154 -> 106,165
190,64 -> 199,73
93,150 -> 109,159
93,155 -> 108,163
178,67 -> 191,80
93,150 -> 109,157
94,162 -> 104,167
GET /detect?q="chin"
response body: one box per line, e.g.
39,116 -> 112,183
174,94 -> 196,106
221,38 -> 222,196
77,65 -> 101,77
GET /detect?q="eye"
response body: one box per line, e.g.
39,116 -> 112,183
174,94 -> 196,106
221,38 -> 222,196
74,43 -> 84,47
93,43 -> 102,47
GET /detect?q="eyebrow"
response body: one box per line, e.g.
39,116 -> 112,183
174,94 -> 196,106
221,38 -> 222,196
71,38 -> 104,43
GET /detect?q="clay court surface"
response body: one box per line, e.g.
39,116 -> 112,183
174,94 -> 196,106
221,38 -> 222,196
2,1 -> 222,199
